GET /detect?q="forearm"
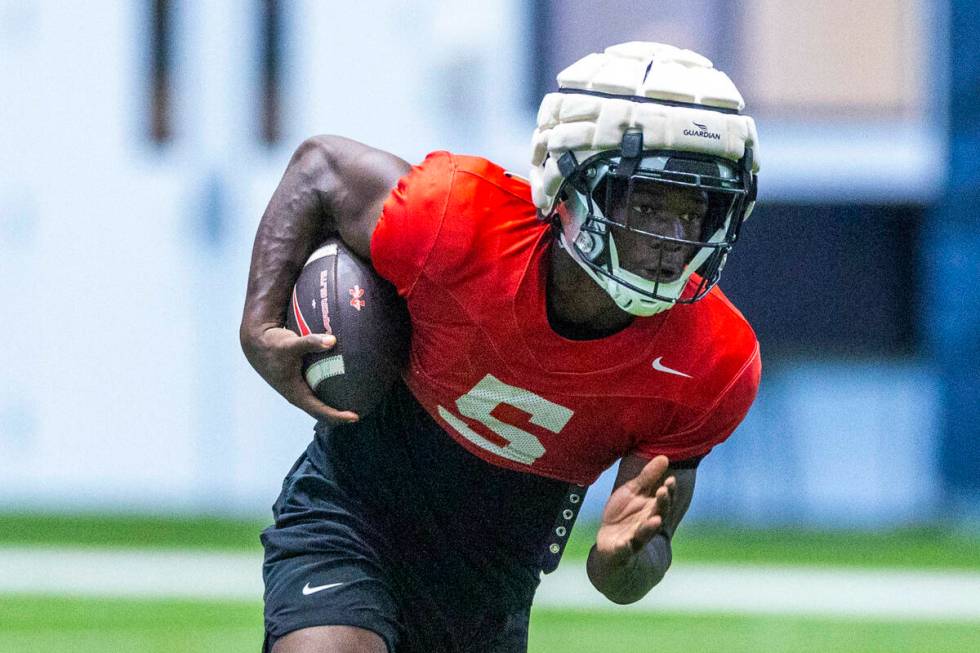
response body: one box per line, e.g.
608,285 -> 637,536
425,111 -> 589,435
586,532 -> 672,604
240,137 -> 336,345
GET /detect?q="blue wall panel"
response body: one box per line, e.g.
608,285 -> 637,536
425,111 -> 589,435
930,1 -> 980,504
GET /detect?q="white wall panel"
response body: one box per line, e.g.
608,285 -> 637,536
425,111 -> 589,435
0,1 -> 950,527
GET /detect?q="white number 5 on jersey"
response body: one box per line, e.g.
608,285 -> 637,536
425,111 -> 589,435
437,374 -> 574,465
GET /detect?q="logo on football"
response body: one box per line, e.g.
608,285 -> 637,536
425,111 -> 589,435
285,238 -> 409,416
349,285 -> 366,311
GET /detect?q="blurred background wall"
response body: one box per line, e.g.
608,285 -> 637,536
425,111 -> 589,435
0,0 -> 975,528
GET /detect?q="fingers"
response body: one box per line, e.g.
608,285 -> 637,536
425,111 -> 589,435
286,333 -> 337,355
654,482 -> 673,523
630,486 -> 674,551
631,455 -> 670,495
665,475 -> 676,505
630,515 -> 663,552
274,331 -> 357,422
255,328 -> 358,423
287,380 -> 359,424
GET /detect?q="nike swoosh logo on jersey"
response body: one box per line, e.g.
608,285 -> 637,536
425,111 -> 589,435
302,581 -> 344,595
651,356 -> 692,378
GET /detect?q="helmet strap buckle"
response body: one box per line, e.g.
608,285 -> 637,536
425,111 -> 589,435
557,151 -> 580,180
615,131 -> 644,179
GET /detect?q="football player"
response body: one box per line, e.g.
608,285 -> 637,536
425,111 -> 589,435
241,42 -> 761,653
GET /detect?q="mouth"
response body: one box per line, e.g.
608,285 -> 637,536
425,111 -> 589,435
641,266 -> 682,283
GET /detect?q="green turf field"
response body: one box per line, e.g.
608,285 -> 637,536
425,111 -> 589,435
2,512 -> 978,569
2,514 -> 978,652
528,609 -> 980,653
0,513 -> 266,552
1,596 -> 977,653
570,521 -> 980,570
0,596 -> 261,653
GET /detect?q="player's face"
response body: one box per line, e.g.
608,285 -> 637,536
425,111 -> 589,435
605,181 -> 708,283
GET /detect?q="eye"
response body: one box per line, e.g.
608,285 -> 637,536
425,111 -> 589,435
681,207 -> 708,223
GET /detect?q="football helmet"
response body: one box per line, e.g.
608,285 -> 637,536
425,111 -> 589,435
530,42 -> 760,316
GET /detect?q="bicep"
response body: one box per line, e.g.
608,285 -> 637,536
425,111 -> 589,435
307,135 -> 411,259
614,454 -> 697,539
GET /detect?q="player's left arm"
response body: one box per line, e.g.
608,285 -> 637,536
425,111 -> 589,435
586,454 -> 696,604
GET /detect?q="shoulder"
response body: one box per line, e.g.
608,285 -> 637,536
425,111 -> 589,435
452,154 -> 529,188
389,150 -> 458,206
687,284 -> 757,365
666,284 -> 760,413
378,151 -> 531,219
686,285 -> 760,413
369,151 -> 457,294
632,289 -> 760,460
702,287 -> 759,398
385,150 -> 537,240
370,151 -> 539,294
389,150 -> 520,186
440,152 -> 535,208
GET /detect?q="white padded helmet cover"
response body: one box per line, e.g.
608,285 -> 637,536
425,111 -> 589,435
530,42 -> 760,213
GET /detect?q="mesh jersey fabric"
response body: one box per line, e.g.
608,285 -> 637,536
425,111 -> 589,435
370,151 -> 760,485
306,379 -> 568,607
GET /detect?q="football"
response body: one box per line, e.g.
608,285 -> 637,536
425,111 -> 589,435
285,237 -> 409,416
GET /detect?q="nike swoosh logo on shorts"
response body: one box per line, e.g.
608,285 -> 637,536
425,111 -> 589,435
302,581 -> 344,595
651,356 -> 692,378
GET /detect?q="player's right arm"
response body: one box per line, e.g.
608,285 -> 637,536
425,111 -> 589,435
240,135 -> 411,422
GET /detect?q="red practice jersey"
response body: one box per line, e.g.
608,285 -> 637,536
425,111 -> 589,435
371,152 -> 761,486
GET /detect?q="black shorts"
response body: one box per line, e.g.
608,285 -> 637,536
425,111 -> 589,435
260,448 -> 533,653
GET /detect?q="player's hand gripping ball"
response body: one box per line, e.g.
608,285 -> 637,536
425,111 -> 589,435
285,237 -> 409,417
